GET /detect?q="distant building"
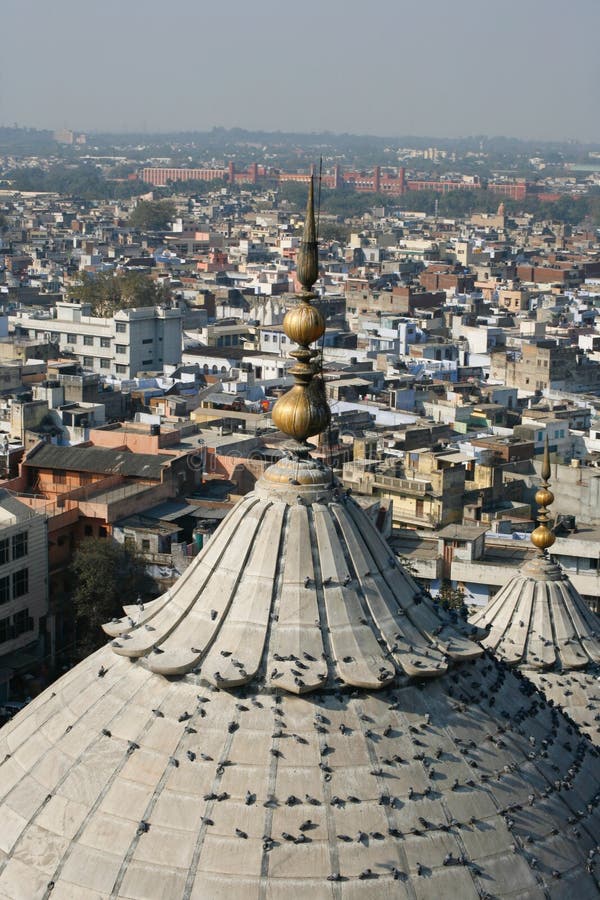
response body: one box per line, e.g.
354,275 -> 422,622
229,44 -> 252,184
490,340 -> 600,393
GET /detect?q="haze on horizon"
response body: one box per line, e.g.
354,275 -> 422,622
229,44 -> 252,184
2,0 -> 599,144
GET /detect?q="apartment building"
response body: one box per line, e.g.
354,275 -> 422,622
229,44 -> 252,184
13,301 -> 183,378
0,491 -> 48,701
490,340 -> 600,393
342,449 -> 465,529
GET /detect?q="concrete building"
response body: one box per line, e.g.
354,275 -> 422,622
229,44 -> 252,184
0,186 -> 599,898
490,340 -> 600,394
0,491 -> 48,702
12,301 -> 183,378
342,448 -> 465,529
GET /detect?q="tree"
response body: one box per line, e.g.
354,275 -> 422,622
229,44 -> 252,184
69,538 -> 154,658
318,221 -> 351,243
129,199 -> 176,231
8,164 -> 148,201
436,579 -> 466,611
68,270 -> 171,316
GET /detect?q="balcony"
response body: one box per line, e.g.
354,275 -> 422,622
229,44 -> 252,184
373,474 -> 431,496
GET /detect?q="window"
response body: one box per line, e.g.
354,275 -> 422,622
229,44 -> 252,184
100,337 -> 111,348
141,539 -> 150,551
0,617 -> 9,644
84,525 -> 93,537
0,576 -> 9,605
142,359 -> 153,366
66,333 -> 77,343
100,359 -> 110,369
115,345 -> 126,354
83,356 -> 93,367
83,335 -> 94,346
264,334 -> 270,342
12,532 -> 27,560
142,338 -> 153,344
116,322 -> 127,334
54,471 -> 66,485
116,365 -> 127,374
13,608 -> 31,636
0,539 -> 8,566
12,569 -> 28,598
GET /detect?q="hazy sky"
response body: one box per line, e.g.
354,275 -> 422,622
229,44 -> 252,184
2,0 -> 599,142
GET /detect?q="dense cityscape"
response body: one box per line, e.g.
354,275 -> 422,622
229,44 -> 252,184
0,122 -> 600,897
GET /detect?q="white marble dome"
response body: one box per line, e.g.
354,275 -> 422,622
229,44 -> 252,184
0,459 -> 599,899
470,554 -> 600,742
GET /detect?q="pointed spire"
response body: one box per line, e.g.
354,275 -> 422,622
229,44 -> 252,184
531,434 -> 555,554
541,431 -> 551,482
296,176 -> 318,292
271,175 -> 331,447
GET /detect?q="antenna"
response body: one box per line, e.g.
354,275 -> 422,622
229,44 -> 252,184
316,156 -> 323,241
313,157 -> 334,479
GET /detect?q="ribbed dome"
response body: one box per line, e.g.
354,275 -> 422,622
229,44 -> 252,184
104,457 -> 480,693
0,460 -> 599,898
470,555 -> 600,743
470,556 -> 600,672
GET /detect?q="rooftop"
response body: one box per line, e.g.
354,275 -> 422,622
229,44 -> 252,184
23,443 -> 175,480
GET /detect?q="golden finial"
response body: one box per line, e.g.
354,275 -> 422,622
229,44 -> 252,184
271,176 -> 331,447
531,434 -> 555,553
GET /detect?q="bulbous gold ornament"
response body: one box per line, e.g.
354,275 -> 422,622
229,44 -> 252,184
271,384 -> 330,444
283,301 -> 325,347
535,487 -> 554,509
530,524 -> 555,551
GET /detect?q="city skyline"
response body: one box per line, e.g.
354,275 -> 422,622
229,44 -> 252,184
1,0 -> 599,142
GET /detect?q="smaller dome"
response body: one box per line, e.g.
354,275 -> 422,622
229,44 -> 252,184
470,554 -> 600,741
104,466 -> 480,694
470,555 -> 600,672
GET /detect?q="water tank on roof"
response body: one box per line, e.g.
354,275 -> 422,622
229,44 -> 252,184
150,424 -> 161,437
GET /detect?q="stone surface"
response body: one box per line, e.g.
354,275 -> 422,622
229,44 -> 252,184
0,458 -> 599,898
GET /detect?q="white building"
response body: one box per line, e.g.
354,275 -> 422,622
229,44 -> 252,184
12,301 -> 183,379
0,491 -> 48,701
